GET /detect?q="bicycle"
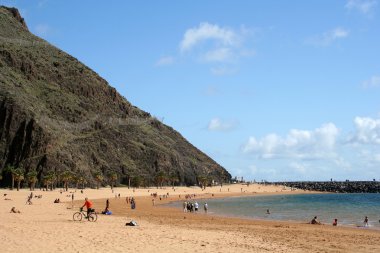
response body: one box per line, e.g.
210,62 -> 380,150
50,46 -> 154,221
73,207 -> 98,222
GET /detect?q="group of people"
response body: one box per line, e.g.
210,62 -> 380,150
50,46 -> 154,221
310,216 -> 371,227
183,201 -> 208,213
53,198 -> 61,203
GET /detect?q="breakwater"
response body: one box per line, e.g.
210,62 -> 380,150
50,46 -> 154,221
268,181 -> 380,193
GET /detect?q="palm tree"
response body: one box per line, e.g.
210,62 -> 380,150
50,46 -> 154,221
132,175 -> 143,188
197,175 -> 208,190
42,175 -> 51,191
169,173 -> 179,187
60,170 -> 74,191
43,171 -> 56,191
26,169 -> 38,191
14,167 -> 25,191
94,171 -> 104,189
108,172 -> 118,190
155,171 -> 167,189
4,165 -> 15,190
76,175 -> 87,189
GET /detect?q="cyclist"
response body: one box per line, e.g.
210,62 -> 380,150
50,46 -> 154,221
81,197 -> 93,218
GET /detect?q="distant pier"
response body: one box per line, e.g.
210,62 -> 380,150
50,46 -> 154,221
267,181 -> 380,193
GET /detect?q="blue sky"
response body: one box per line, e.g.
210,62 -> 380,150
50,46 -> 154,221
2,0 -> 380,181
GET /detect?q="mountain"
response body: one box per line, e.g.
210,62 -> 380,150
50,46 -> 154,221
0,7 -> 231,187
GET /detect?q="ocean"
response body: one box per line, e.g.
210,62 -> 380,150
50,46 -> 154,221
169,193 -> 380,229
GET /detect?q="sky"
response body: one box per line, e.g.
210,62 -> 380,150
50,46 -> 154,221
2,0 -> 380,181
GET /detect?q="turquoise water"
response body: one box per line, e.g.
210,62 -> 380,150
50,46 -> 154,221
170,193 -> 380,229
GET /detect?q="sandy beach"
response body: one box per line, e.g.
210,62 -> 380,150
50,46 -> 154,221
1,184 -> 380,253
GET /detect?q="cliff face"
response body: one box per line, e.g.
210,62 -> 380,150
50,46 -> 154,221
0,7 -> 231,187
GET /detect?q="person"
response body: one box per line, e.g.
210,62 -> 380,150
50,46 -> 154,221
266,209 -> 270,215
194,201 -> 199,212
131,198 -> 136,209
26,194 -> 33,205
152,198 -> 155,206
101,207 -> 112,215
364,216 -> 369,227
106,199 -> 109,209
183,201 -> 187,212
204,202 -> 208,213
81,197 -> 93,218
310,216 -> 321,225
332,219 -> 338,226
10,207 -> 21,213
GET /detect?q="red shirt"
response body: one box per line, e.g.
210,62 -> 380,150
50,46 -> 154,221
84,200 -> 92,209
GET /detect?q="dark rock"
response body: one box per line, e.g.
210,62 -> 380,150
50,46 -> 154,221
0,7 -> 231,188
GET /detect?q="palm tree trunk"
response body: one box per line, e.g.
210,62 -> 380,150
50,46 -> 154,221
17,180 -> 20,191
11,175 -> 14,190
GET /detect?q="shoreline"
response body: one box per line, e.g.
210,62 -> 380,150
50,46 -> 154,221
2,184 -> 380,253
159,191 -> 380,231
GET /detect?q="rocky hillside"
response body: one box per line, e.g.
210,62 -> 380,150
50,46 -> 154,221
0,7 -> 231,187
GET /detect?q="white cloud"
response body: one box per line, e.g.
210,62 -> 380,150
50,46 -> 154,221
289,162 -> 308,174
203,48 -> 234,62
306,27 -> 349,47
155,56 -> 175,66
180,22 -> 239,52
178,22 -> 255,66
208,118 -> 238,132
242,123 -> 339,159
351,117 -> 380,144
362,75 -> 380,88
34,24 -> 51,36
345,0 -> 377,14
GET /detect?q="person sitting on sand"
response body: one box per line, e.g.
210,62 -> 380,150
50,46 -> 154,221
101,207 -> 112,215
81,197 -> 93,217
310,216 -> 321,225
332,219 -> 338,226
10,207 -> 21,213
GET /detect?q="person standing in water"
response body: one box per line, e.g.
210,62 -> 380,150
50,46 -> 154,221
364,216 -> 369,227
204,202 -> 208,213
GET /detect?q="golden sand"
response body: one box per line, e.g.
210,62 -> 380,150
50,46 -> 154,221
1,184 -> 379,253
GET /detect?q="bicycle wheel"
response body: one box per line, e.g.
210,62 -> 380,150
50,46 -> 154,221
88,212 -> 97,222
73,212 -> 83,221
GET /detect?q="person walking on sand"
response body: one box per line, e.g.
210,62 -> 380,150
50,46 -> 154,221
204,202 -> 208,213
183,201 -> 187,212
